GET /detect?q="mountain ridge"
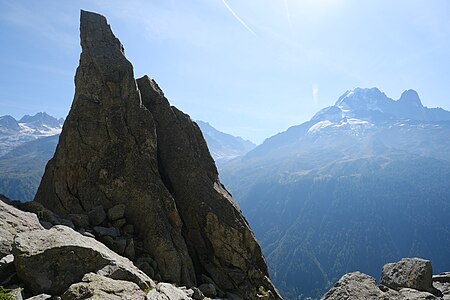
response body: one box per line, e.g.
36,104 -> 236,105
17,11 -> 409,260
219,87 -> 450,299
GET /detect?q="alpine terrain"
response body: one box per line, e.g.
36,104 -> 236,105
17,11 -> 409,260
196,121 -> 256,167
0,10 -> 280,300
0,113 -> 62,200
220,87 -> 450,299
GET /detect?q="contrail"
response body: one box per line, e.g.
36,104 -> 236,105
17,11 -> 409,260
221,0 -> 256,36
283,0 -> 292,28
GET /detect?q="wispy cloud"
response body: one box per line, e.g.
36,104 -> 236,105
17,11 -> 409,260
283,0 -> 293,29
220,0 -> 256,36
312,83 -> 319,105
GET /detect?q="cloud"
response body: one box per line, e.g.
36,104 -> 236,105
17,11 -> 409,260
312,83 -> 319,105
283,0 -> 292,28
221,0 -> 256,36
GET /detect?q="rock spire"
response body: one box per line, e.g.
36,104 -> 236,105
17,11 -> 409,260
34,10 -> 280,299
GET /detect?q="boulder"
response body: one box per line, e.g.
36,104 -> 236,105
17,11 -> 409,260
146,283 -> 192,300
107,204 -> 125,221
88,206 -> 106,226
198,284 -> 216,298
0,199 -> 43,258
381,258 -> 437,295
62,273 -> 146,300
13,225 -> 154,295
321,272 -> 400,300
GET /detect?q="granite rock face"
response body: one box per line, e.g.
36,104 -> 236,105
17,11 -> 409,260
13,225 -> 154,295
34,10 -> 279,299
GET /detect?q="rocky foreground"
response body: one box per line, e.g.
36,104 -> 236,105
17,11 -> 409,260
0,9 -> 280,300
322,257 -> 450,300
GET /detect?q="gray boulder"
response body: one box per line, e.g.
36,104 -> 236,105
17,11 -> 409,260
62,273 -> 146,300
13,225 -> 154,295
0,199 -> 43,258
107,204 -> 125,221
381,258 -> 437,295
321,272 -> 399,300
146,283 -> 192,300
88,206 -> 106,226
198,284 -> 216,298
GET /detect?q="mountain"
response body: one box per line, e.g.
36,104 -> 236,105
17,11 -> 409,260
220,87 -> 450,299
0,112 -> 62,200
0,112 -> 63,157
196,120 -> 256,166
0,134 -> 59,201
32,10 -> 280,299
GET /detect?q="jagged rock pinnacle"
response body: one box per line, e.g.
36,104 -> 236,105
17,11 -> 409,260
34,10 -> 281,299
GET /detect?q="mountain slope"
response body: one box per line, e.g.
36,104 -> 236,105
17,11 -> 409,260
0,112 -> 63,200
220,87 -> 450,299
196,120 -> 256,166
0,134 -> 59,201
0,112 -> 63,157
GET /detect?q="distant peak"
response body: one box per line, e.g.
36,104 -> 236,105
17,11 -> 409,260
398,89 -> 422,107
335,87 -> 389,113
336,87 -> 384,104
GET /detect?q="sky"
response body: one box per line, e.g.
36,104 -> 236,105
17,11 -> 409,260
1,0 -> 449,144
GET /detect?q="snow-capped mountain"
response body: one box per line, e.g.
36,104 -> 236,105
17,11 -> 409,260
0,112 -> 63,156
310,87 -> 450,136
219,88 -> 450,299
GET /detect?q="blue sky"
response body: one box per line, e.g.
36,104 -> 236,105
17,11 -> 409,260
1,0 -> 449,143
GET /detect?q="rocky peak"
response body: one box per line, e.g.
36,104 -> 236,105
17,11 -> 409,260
399,89 -> 423,107
335,87 -> 389,112
18,112 -> 63,129
33,10 -> 280,299
0,115 -> 20,132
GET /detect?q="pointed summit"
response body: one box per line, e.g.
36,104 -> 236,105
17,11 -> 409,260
335,87 -> 389,112
34,10 -> 280,299
398,89 -> 423,108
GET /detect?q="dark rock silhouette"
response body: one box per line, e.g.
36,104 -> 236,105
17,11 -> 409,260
34,10 -> 279,299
